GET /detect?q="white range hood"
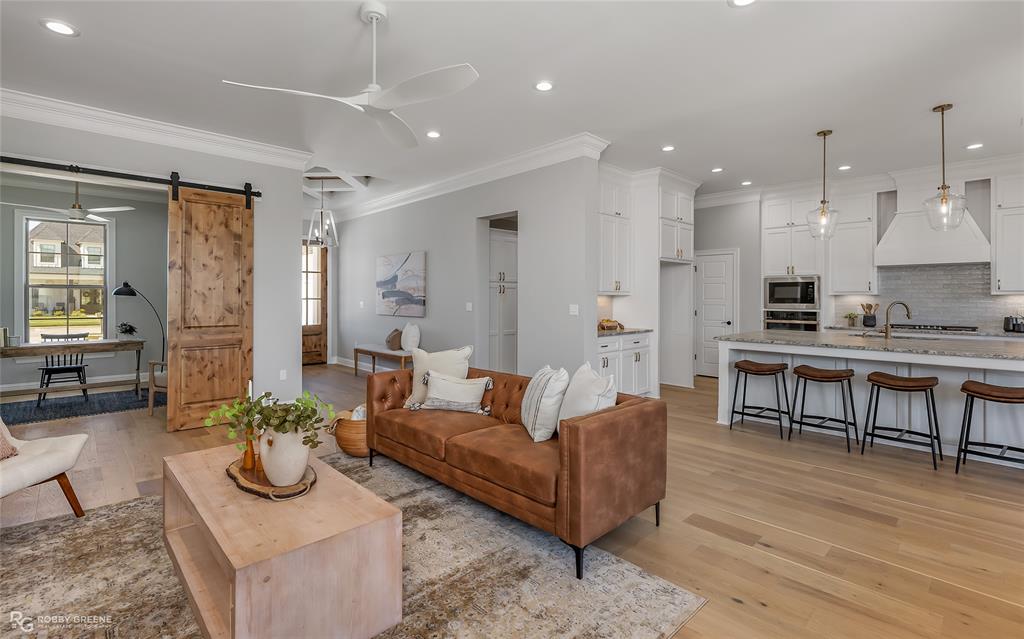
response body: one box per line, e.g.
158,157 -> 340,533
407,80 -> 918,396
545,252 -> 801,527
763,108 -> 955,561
875,209 -> 990,266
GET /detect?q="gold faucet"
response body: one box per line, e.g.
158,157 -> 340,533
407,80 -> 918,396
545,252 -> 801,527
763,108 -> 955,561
884,301 -> 912,339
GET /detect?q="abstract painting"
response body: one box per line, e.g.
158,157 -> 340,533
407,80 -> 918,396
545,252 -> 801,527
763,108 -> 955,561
376,251 -> 426,317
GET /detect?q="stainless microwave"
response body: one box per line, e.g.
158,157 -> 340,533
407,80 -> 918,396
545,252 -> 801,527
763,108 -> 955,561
764,276 -> 820,310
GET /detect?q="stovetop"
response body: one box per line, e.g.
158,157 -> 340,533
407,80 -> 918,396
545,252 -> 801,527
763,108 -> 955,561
890,323 -> 979,332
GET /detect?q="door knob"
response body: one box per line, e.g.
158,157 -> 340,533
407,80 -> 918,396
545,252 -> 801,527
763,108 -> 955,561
723,321 -> 732,326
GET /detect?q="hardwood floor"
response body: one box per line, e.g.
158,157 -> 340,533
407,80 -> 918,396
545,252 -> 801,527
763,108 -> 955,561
2,366 -> 1021,638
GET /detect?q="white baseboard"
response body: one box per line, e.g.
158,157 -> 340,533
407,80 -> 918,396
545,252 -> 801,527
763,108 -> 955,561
0,372 -> 142,392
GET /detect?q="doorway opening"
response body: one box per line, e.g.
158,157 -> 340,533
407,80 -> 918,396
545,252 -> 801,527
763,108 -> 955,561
301,241 -> 329,365
694,249 -> 739,378
487,214 -> 518,373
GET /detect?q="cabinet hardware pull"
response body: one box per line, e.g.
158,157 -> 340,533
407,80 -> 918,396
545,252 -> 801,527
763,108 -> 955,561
868,281 -> 871,292
998,279 -> 1002,290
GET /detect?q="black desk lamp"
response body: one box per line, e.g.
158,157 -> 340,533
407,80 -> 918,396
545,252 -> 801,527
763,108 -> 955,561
113,281 -> 165,361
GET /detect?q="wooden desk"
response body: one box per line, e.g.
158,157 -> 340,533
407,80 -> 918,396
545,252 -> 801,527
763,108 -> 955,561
0,339 -> 145,398
163,445 -> 402,639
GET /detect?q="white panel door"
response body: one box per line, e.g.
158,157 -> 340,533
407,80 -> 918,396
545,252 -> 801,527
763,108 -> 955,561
489,230 -> 517,282
660,218 -> 679,260
676,224 -> 693,262
790,225 -> 823,275
995,207 -> 1024,293
763,199 -> 792,228
614,216 -> 632,293
695,252 -> 736,377
499,284 -> 518,373
598,215 -> 617,292
762,227 -> 791,275
829,220 -> 876,294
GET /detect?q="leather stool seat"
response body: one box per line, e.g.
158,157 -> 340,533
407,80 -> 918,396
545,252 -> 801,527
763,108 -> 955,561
866,371 -> 938,392
735,360 -> 788,375
961,380 -> 1024,404
794,365 -> 854,382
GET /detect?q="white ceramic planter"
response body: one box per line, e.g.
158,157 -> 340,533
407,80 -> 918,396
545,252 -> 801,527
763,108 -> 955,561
259,430 -> 310,486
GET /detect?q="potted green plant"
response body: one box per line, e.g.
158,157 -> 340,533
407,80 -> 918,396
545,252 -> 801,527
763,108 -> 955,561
205,391 -> 335,487
844,312 -> 859,328
116,322 -> 137,339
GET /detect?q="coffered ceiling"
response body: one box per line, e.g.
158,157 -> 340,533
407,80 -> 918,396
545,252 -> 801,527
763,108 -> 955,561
1,1 -> 1021,205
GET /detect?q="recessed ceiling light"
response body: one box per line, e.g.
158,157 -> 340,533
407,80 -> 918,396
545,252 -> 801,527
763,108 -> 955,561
41,19 -> 79,36
535,81 -> 553,92
965,143 -> 984,150
662,145 -> 675,152
711,167 -> 724,173
740,181 -> 752,186
426,130 -> 441,139
727,0 -> 757,7
838,165 -> 852,171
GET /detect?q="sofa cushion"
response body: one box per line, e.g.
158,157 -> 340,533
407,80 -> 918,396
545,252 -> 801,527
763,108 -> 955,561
472,369 -> 530,425
375,409 -> 499,461
446,423 -> 560,506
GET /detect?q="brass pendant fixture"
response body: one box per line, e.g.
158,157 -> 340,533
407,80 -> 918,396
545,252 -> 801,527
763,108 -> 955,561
306,180 -> 338,247
923,104 -> 967,231
807,129 -> 838,240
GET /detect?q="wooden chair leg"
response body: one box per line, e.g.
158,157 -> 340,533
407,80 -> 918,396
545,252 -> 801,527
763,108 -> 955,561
353,350 -> 359,377
54,472 -> 85,517
148,384 -> 156,416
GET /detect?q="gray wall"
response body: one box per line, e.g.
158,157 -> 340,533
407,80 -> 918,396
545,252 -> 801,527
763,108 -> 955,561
694,201 -> 762,332
1,117 -> 306,399
336,157 -> 598,375
0,185 -> 168,385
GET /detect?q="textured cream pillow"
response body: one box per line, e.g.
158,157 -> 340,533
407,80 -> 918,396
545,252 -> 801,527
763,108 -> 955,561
520,366 -> 570,442
401,322 -> 421,351
413,370 -> 492,413
405,346 -> 473,407
0,429 -> 18,461
557,362 -> 617,429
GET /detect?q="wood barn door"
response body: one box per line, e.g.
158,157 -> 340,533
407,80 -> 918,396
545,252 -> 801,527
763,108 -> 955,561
166,188 -> 253,431
301,242 -> 328,365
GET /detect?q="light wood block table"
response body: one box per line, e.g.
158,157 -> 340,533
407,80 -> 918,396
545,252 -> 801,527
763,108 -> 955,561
163,445 -> 402,639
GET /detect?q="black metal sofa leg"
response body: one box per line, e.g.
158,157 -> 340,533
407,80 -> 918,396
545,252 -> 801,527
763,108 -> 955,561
571,544 -> 587,579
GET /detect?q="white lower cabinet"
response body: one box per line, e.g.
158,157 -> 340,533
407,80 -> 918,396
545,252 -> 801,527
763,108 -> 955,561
594,333 -> 651,395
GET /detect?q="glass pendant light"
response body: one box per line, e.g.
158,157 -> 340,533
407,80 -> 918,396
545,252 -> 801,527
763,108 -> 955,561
923,104 -> 967,231
306,180 -> 338,247
807,129 -> 839,240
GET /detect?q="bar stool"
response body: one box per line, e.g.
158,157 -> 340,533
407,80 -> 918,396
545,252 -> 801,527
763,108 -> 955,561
789,365 -> 859,452
861,372 -> 943,469
730,360 -> 791,439
956,381 -> 1024,473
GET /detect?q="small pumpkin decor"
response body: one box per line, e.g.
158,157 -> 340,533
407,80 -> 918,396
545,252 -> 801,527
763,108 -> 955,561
205,391 -> 335,492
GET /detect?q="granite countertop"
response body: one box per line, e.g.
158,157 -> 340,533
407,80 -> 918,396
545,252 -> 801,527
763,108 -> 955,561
716,330 -> 1024,361
598,327 -> 653,336
824,325 -> 1024,339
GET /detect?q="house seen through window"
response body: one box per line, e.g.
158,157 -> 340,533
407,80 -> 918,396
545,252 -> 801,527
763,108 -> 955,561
26,218 -> 107,343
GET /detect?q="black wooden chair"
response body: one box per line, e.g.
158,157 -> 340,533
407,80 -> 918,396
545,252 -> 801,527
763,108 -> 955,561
37,333 -> 90,407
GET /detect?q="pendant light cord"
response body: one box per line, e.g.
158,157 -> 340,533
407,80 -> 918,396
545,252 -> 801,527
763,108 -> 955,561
371,17 -> 378,87
940,107 -> 947,189
821,133 -> 827,204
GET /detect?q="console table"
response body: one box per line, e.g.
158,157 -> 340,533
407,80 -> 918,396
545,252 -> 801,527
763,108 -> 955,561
0,339 -> 145,398
163,445 -> 402,639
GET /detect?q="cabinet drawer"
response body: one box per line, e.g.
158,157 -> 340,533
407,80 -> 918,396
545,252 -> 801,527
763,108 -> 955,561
597,336 -> 622,352
621,334 -> 650,349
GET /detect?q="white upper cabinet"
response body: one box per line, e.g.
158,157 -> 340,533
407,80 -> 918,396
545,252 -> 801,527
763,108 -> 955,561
677,193 -> 694,225
830,194 -> 873,223
659,189 -> 693,223
789,226 -> 824,275
489,230 -> 517,282
660,218 -> 693,262
599,215 -> 632,294
763,199 -> 793,228
828,220 -> 876,294
599,179 -> 631,218
996,175 -> 1024,209
762,224 -> 824,276
762,227 -> 792,276
994,206 -> 1024,294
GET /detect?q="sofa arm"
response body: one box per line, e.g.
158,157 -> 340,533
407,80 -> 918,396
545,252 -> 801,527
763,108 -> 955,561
557,398 -> 667,548
366,369 -> 414,450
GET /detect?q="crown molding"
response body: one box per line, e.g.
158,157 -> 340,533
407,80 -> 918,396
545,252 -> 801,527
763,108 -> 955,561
342,132 -> 610,219
0,88 -> 312,170
695,188 -> 762,209
888,152 -> 1024,184
629,167 -> 703,194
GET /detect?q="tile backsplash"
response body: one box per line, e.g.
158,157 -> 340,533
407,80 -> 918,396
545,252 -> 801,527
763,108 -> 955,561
833,263 -> 1024,332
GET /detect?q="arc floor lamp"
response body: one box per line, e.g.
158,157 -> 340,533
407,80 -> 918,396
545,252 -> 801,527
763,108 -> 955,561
112,281 -> 165,361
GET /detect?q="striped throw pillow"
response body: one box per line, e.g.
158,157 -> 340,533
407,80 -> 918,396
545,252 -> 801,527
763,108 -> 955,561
521,366 -> 570,442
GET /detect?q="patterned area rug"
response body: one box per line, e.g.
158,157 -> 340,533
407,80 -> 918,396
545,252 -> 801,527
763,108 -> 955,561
1,453 -> 704,638
0,390 -> 166,425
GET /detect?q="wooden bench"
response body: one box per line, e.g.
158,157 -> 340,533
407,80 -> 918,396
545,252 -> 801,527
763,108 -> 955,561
353,344 -> 411,377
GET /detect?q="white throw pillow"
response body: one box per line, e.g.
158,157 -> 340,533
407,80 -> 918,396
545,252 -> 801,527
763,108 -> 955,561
557,362 -> 617,428
401,322 -> 421,351
413,370 -> 492,413
405,346 -> 473,407
520,366 -> 570,442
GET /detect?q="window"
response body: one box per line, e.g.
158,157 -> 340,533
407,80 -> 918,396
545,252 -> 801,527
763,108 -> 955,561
25,218 -> 107,343
301,243 -> 323,326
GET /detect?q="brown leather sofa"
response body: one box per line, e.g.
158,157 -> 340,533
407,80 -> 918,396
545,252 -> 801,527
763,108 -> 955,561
366,367 -> 667,578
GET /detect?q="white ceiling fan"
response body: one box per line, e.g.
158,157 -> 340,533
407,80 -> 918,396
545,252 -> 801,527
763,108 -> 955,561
1,182 -> 134,222
223,0 -> 478,148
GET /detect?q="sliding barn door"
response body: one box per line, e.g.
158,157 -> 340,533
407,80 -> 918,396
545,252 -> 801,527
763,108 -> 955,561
166,187 -> 253,431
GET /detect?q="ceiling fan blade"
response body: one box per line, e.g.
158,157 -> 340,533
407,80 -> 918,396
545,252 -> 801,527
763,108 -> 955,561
222,80 -> 365,112
86,206 -> 135,213
372,63 -> 479,111
0,201 -> 69,213
365,108 -> 418,148
85,213 -> 111,222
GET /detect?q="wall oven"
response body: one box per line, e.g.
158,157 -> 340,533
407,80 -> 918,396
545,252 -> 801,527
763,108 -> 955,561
764,310 -> 820,332
764,276 -> 820,310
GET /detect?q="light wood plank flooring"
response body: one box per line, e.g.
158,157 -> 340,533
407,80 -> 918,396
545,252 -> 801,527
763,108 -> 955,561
2,366 -> 1021,638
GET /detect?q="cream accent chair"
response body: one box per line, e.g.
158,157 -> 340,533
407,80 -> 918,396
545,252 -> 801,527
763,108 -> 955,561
0,416 -> 88,517
148,360 -> 167,416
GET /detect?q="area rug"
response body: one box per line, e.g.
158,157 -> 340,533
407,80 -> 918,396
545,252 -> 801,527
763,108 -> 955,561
1,453 -> 704,638
0,390 -> 166,425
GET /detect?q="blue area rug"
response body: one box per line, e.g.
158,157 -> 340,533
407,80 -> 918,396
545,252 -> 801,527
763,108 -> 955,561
0,390 -> 166,425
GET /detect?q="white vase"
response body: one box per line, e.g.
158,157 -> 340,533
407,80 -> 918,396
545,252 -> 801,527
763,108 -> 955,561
258,430 -> 310,487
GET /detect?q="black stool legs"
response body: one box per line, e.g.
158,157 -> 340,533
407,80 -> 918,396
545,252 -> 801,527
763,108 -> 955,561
789,376 -> 859,452
730,369 -> 791,440
861,383 -> 943,470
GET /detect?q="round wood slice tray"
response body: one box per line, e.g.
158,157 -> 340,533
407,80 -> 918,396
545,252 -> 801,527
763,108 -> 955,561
225,458 -> 317,500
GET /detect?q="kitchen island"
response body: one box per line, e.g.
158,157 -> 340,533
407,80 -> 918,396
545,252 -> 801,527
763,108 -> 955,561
716,330 -> 1024,464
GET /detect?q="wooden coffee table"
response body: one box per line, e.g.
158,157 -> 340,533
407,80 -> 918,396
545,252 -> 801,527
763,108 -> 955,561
163,445 -> 402,639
